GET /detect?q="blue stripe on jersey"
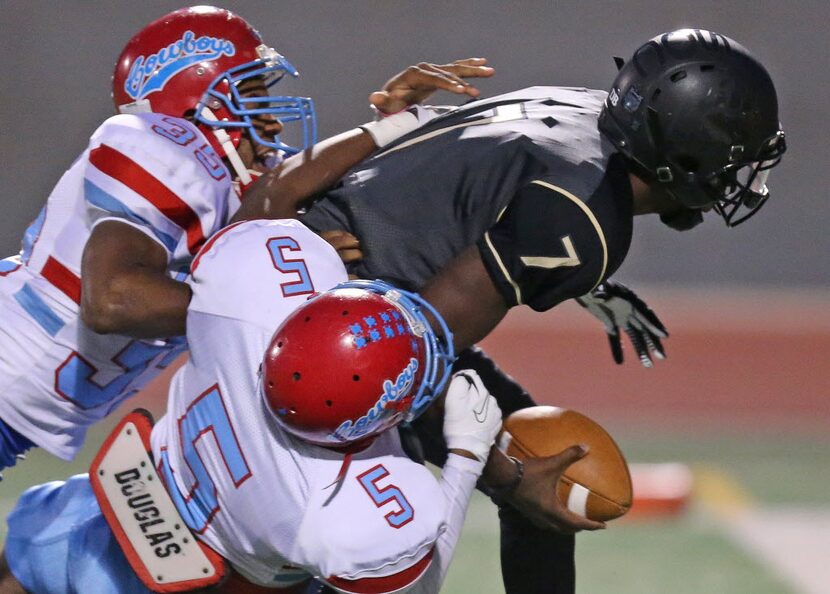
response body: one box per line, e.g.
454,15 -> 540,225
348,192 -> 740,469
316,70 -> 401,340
21,206 -> 47,264
0,258 -> 20,273
83,179 -> 180,253
13,284 -> 65,337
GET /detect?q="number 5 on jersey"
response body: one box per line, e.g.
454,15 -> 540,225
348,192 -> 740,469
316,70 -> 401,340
358,465 -> 414,528
267,236 -> 315,297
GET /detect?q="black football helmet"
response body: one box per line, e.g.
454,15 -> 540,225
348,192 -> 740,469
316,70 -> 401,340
598,29 -> 786,227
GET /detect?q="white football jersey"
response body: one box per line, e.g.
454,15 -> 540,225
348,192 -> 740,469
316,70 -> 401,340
0,113 -> 235,459
150,219 -> 449,587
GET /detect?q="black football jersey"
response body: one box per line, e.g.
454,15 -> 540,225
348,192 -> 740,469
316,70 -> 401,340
301,86 -> 633,311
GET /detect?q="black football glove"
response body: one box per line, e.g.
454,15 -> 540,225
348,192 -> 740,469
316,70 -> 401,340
575,281 -> 668,368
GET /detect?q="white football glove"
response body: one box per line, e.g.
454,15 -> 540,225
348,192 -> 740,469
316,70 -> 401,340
442,370 -> 502,463
575,280 -> 668,368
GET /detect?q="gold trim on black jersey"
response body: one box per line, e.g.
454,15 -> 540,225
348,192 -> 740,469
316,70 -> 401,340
483,231 -> 523,305
530,180 -> 608,290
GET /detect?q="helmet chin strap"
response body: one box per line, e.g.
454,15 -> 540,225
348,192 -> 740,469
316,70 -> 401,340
198,107 -> 253,186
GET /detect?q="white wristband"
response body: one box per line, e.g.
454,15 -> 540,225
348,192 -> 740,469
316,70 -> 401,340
358,110 -> 420,148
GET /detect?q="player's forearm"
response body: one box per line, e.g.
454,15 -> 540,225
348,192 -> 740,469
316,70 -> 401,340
421,245 -> 509,351
81,220 -> 190,338
233,110 -> 425,223
81,270 -> 190,338
231,129 -> 377,222
411,453 -> 484,593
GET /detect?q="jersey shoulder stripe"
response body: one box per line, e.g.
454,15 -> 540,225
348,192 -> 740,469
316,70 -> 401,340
84,179 -> 180,253
88,143 -> 207,254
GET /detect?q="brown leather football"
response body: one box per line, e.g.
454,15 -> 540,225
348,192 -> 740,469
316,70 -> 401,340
500,406 -> 632,521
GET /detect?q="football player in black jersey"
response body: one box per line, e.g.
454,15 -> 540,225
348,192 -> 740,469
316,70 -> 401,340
238,29 -> 786,594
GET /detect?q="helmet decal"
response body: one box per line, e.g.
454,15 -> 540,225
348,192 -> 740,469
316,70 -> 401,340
332,357 -> 420,442
113,7 -> 317,158
125,31 -> 236,101
261,279 -> 455,447
349,308 -> 412,348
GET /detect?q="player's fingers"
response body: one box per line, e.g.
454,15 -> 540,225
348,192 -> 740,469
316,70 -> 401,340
607,332 -> 624,364
644,332 -> 666,361
537,495 -> 607,533
372,69 -> 468,113
545,444 -> 590,472
549,512 -> 607,533
417,62 -> 470,86
392,64 -> 468,91
368,90 -> 398,112
624,327 -> 653,368
437,59 -> 495,80
336,249 -> 363,263
319,230 -> 360,249
319,230 -> 362,263
441,57 -> 489,67
635,308 -> 668,337
406,64 -> 480,97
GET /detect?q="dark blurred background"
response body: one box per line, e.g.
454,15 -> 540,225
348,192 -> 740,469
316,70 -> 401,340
1,0 -> 827,288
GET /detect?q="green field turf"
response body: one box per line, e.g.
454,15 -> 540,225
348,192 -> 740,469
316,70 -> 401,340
1,423 -> 826,593
444,497 -> 796,594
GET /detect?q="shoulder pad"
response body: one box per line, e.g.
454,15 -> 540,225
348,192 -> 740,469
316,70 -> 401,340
89,113 -> 231,199
294,452 -> 445,582
189,219 -> 347,327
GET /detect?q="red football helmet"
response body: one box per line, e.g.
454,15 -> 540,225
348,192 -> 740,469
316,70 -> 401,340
112,6 -> 316,164
261,280 -> 455,447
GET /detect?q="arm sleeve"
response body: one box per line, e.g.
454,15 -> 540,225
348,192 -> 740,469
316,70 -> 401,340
404,454 -> 484,594
477,180 -> 609,312
323,454 -> 484,594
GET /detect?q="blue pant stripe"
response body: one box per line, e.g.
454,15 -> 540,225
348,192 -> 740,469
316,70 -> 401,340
13,284 -> 66,337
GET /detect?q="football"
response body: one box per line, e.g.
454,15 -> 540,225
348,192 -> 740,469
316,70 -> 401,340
499,406 -> 632,521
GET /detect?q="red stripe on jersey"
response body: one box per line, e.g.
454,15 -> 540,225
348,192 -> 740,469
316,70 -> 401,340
218,571 -> 312,594
89,144 -> 207,254
326,549 -> 434,594
190,220 -> 247,274
41,256 -> 81,304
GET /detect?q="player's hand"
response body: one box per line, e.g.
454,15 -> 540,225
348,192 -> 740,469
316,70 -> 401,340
370,58 -> 495,115
443,370 -> 502,463
319,230 -> 363,265
504,445 -> 606,533
575,280 -> 668,367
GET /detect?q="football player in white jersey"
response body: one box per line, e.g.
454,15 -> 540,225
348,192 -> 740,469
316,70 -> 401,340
0,5 -> 493,473
0,217 -> 506,594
